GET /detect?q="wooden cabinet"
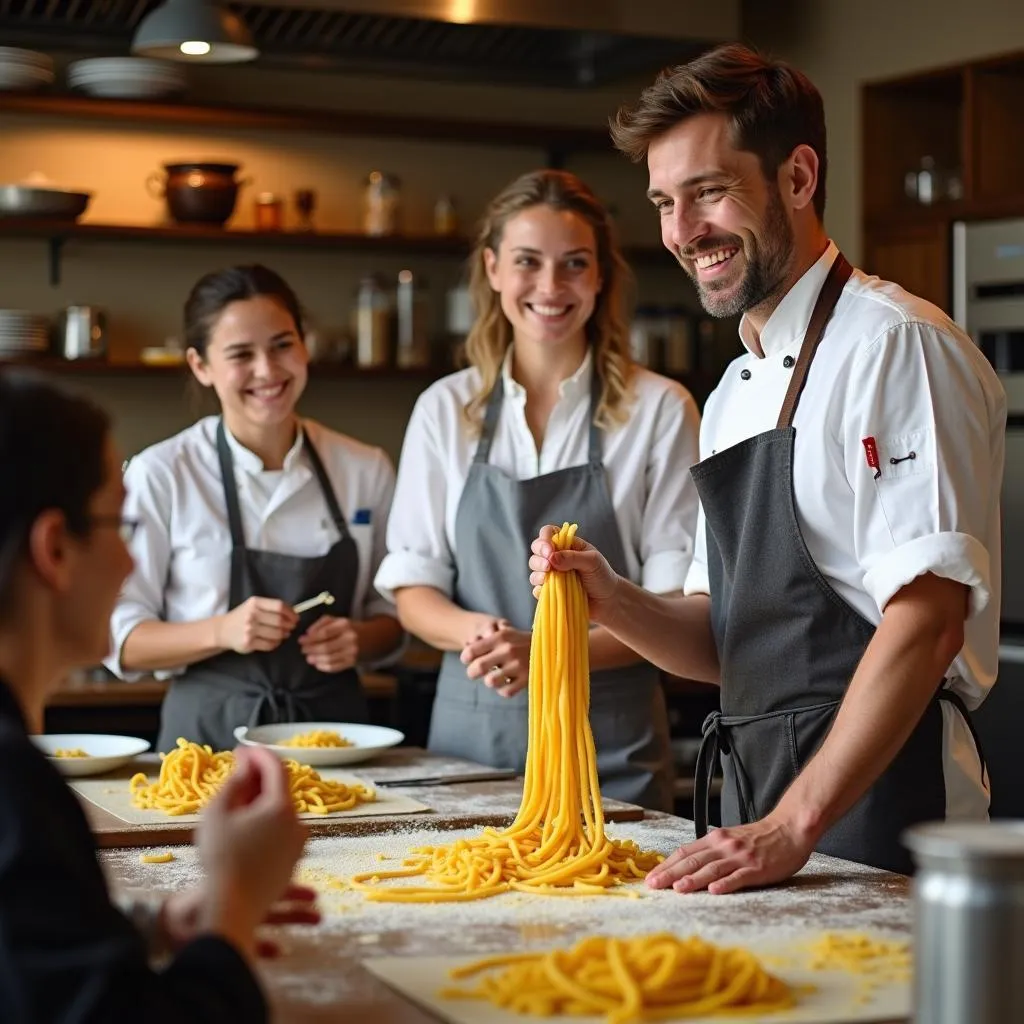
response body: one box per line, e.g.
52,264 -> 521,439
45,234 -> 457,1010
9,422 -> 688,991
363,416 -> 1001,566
861,51 -> 1024,313
861,220 -> 949,311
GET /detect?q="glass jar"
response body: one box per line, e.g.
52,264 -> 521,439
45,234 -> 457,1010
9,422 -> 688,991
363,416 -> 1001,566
433,195 -> 457,236
254,192 -> 283,231
396,269 -> 430,368
356,275 -> 392,368
364,171 -> 401,236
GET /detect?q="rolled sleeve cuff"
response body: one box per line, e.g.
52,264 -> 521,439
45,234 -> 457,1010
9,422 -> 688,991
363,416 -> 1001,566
374,551 -> 455,604
641,550 -> 693,594
104,606 -> 155,680
683,560 -> 711,597
863,531 -> 992,618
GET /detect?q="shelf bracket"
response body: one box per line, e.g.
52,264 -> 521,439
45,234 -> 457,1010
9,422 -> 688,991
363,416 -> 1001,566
48,235 -> 65,287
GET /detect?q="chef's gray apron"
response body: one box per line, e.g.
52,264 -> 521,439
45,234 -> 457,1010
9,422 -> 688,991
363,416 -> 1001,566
428,366 -> 674,811
156,420 -> 368,752
690,254 -> 987,874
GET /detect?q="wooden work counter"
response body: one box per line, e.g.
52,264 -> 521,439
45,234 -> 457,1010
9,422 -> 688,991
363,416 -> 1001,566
98,810 -> 912,1024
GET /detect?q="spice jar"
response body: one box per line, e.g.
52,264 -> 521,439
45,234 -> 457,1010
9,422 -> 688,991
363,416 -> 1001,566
433,195 -> 457,236
356,275 -> 392,368
254,192 -> 283,231
364,171 -> 401,236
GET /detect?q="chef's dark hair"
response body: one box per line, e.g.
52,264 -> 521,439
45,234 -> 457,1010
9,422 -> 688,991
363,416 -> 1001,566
610,43 -> 828,219
184,264 -> 305,359
0,370 -> 110,608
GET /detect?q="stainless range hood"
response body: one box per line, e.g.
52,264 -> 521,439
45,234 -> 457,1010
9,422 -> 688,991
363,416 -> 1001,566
0,1 -> 737,88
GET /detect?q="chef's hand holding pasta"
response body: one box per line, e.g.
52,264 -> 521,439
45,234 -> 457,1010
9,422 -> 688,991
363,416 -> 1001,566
215,595 -> 299,654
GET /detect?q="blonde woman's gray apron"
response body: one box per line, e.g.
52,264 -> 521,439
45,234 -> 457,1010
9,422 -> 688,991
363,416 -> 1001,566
156,420 -> 368,752
690,254 -> 986,874
428,369 -> 673,811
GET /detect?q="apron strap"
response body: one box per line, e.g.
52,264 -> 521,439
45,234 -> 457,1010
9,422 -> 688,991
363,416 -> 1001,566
776,252 -> 854,430
587,361 -> 603,467
474,374 -> 505,465
302,429 -> 351,539
215,418 -> 247,551
693,711 -> 721,838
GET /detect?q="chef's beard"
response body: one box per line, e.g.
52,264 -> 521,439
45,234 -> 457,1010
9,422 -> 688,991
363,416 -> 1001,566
685,186 -> 794,320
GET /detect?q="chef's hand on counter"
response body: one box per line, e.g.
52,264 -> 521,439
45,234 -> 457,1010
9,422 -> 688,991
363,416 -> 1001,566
160,882 -> 320,958
215,596 -> 298,654
644,812 -> 816,895
299,615 -> 358,672
529,525 -> 620,624
194,745 -> 308,959
461,624 -> 532,697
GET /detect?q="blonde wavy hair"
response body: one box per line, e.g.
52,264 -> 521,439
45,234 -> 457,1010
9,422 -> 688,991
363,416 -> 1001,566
462,169 -> 635,432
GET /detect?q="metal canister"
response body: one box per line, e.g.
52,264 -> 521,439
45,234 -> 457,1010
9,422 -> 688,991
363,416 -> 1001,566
395,269 -> 430,368
903,821 -> 1024,1024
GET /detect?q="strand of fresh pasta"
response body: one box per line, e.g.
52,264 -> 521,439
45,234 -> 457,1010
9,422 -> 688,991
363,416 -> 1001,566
439,933 -> 794,1023
129,738 -> 374,816
350,522 -> 662,901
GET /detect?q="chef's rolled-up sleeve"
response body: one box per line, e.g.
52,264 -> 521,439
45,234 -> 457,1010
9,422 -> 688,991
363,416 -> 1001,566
105,455 -> 174,679
374,393 -> 456,603
842,320 -> 1004,618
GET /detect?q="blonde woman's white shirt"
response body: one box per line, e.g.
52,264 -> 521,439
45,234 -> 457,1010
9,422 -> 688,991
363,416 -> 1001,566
683,242 -> 1007,821
375,347 -> 701,603
106,416 -> 396,680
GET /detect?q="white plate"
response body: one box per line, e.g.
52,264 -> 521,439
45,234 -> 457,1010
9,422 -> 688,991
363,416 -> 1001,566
234,721 -> 404,765
31,733 -> 150,777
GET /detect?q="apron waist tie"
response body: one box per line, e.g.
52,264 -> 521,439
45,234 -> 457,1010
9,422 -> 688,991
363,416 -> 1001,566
692,686 -> 987,838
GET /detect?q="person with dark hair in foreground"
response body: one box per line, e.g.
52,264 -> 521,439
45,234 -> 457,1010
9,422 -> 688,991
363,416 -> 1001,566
0,369 -> 317,1022
531,43 -> 1005,888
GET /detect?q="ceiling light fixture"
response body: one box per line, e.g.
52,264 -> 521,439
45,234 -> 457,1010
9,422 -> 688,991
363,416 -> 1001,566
131,0 -> 258,64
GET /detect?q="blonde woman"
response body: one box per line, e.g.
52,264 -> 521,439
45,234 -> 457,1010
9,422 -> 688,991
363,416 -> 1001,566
376,170 -> 701,810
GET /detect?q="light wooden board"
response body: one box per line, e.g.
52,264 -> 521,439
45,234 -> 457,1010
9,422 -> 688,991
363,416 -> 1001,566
70,765 -> 428,825
363,938 -> 911,1024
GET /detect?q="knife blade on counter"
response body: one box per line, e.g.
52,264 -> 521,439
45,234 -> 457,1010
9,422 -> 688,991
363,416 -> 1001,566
375,769 -> 519,788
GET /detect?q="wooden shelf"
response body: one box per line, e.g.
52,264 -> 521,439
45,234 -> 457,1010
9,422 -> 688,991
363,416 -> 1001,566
0,356 -> 447,380
0,92 -> 612,156
0,219 -> 669,284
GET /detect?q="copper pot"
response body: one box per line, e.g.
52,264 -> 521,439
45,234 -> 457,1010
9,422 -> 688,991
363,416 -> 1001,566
147,161 -> 251,226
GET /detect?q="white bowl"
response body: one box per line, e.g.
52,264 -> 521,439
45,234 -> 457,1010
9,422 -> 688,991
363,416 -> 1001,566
31,733 -> 150,777
233,722 -> 404,766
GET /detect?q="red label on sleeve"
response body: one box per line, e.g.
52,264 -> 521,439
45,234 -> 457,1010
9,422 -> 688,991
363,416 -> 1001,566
862,436 -> 881,478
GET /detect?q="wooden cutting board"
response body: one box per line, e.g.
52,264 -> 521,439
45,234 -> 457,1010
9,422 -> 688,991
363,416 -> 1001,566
363,938 -> 911,1024
72,765 -> 644,848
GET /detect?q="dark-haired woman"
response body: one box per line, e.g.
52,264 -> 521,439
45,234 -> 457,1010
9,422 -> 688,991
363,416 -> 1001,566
0,368 -> 314,1021
107,265 -> 402,752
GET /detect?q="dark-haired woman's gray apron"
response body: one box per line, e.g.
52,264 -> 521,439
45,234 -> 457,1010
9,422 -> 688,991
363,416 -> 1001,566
690,254 -> 986,874
427,371 -> 674,811
156,420 -> 368,752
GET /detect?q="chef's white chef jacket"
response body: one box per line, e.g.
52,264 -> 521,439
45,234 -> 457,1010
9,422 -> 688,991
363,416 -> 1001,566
106,416 -> 396,680
684,242 -> 1006,820
375,346 -> 701,602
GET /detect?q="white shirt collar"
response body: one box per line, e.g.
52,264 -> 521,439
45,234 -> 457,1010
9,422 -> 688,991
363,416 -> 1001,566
500,344 -> 594,400
222,419 -> 306,474
738,241 -> 839,359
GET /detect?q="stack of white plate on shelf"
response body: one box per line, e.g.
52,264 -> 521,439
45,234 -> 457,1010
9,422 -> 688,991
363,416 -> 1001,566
0,310 -> 50,358
67,57 -> 186,99
0,48 -> 54,93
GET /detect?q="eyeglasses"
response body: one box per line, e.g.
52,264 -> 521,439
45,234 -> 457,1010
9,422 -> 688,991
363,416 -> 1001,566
88,516 -> 142,543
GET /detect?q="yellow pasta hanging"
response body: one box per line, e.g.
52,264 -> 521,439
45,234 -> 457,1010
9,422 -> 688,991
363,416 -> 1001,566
440,933 -> 794,1023
129,738 -> 374,816
350,522 -> 662,902
280,729 -> 353,748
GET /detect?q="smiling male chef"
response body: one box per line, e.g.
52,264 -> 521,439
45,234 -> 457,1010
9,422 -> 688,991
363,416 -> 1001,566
528,43 -> 1006,891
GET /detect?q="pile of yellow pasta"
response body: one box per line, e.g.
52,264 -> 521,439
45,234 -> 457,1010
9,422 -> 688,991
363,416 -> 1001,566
280,729 -> 353,749
440,933 -> 794,1024
129,738 -> 374,816
53,748 -> 90,758
351,523 -> 661,902
807,932 -> 912,982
